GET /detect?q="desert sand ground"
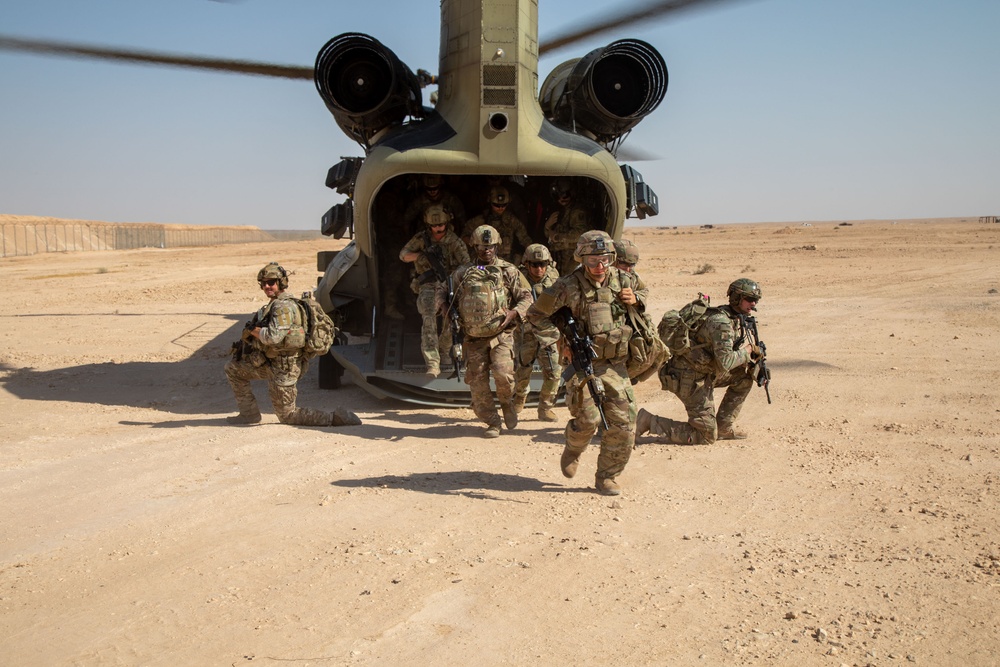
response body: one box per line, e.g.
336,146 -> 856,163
1,218 -> 998,666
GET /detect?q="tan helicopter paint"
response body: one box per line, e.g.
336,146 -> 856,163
351,0 -> 627,258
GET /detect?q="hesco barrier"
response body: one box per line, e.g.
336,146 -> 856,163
0,221 -> 274,258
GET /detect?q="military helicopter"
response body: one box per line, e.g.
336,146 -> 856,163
0,0 -> 720,406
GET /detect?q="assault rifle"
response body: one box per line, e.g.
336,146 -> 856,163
231,311 -> 264,362
551,306 -> 609,431
423,240 -> 464,381
743,314 -> 771,404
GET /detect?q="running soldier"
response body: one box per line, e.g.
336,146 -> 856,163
444,225 -> 532,438
513,243 -> 563,422
225,262 -> 361,427
525,231 -> 639,496
399,204 -> 470,376
637,278 -> 763,444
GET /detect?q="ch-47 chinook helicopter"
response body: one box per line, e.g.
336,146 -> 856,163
0,0 -> 719,406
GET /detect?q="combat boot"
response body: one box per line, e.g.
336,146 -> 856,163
717,424 -> 747,440
483,424 -> 502,439
424,362 -> 440,378
501,402 -> 518,430
512,393 -> 527,414
596,476 -> 622,496
226,411 -> 261,425
330,407 -> 362,427
560,447 -> 582,478
635,408 -> 653,436
538,405 -> 558,422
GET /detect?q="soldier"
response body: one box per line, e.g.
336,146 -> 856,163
637,278 -> 763,444
399,204 -> 470,376
513,243 -> 563,422
462,186 -> 533,264
525,231 -> 639,496
613,238 -> 650,307
225,262 -> 361,427
403,174 -> 466,238
444,224 -> 532,438
543,178 -> 592,276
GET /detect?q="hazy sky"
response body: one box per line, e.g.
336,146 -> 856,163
1,0 -> 998,229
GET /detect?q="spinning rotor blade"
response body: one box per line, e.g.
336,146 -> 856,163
540,0 -> 741,55
0,35 -> 313,80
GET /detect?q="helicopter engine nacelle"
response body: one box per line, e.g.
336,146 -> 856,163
314,33 -> 422,147
540,39 -> 667,144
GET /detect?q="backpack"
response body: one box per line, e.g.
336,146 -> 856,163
658,293 -> 714,357
296,292 -> 337,359
457,264 -> 508,338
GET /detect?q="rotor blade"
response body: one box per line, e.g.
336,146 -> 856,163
540,0 -> 742,55
0,35 -> 313,80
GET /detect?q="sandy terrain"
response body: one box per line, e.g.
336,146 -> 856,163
1,218 -> 999,666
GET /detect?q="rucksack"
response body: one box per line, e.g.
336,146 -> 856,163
296,292 -> 336,360
457,264 -> 508,338
658,293 -> 714,357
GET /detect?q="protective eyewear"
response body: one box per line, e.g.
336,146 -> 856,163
581,254 -> 613,268
527,261 -> 548,268
742,296 -> 759,303
616,260 -> 636,268
491,202 -> 508,208
260,279 -> 279,287
429,222 -> 447,229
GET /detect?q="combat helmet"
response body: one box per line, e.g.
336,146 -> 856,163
257,262 -> 288,290
488,186 -> 510,207
614,238 -> 640,265
422,174 -> 443,189
727,278 -> 762,306
423,203 -> 452,227
574,230 -> 614,262
470,224 -> 500,247
522,243 -> 553,265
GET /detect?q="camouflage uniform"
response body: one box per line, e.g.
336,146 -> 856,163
225,291 -> 358,427
526,256 -> 637,489
544,205 -> 591,276
399,227 -> 469,372
648,305 -> 753,444
447,255 -> 532,433
514,262 -> 563,415
463,209 -> 533,264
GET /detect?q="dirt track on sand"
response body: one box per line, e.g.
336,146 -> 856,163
2,219 -> 999,666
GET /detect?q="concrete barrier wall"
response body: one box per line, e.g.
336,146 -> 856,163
0,221 -> 274,258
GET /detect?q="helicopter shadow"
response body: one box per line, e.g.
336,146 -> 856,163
331,470 -> 585,500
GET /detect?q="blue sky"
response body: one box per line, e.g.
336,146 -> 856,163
1,0 -> 998,229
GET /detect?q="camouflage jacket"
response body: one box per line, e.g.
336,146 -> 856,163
256,292 -> 306,357
525,267 -> 635,365
462,209 -> 534,261
400,227 -> 470,285
675,304 -> 751,376
543,205 -> 591,252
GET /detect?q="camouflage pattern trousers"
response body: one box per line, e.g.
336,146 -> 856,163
464,330 -> 515,428
651,364 -> 753,444
564,361 -> 636,481
514,329 -> 563,406
416,284 -> 451,368
224,353 -> 335,426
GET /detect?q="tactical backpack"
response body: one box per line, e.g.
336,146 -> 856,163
658,293 -> 714,357
297,292 -> 336,359
457,264 -> 508,338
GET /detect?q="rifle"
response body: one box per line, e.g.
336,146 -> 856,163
743,314 -> 772,404
551,306 -> 609,431
231,312 -> 262,362
445,273 -> 464,382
